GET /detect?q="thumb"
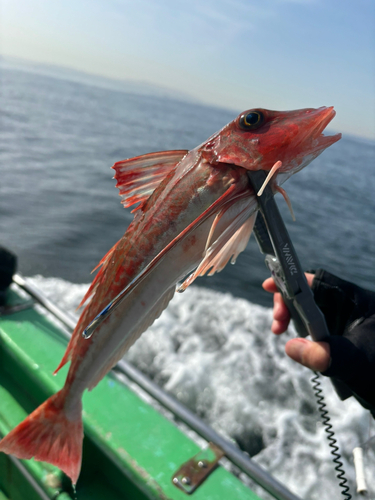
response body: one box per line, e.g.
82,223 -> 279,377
285,338 -> 331,372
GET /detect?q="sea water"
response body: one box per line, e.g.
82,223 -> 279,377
1,63 -> 375,499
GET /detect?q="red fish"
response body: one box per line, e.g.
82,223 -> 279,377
0,107 -> 340,483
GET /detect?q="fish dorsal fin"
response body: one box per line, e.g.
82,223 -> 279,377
83,152 -> 188,306
113,150 -> 188,211
178,205 -> 257,292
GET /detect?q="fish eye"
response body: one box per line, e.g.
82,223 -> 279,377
239,111 -> 264,130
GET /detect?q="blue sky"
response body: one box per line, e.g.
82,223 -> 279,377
2,0 -> 375,138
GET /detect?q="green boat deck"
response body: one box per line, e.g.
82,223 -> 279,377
0,286 -> 262,500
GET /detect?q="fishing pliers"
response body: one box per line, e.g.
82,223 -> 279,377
247,170 -> 352,401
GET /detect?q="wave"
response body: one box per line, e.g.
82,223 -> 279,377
26,275 -> 374,499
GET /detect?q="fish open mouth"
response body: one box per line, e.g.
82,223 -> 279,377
305,106 -> 341,151
272,106 -> 342,182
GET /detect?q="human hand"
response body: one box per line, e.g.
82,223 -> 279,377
263,269 -> 375,414
262,273 -> 331,372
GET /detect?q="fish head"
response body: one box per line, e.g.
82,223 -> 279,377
202,106 -> 341,175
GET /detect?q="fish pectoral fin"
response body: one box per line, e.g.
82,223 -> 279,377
87,286 -> 175,391
112,150 -> 188,211
177,206 -> 257,292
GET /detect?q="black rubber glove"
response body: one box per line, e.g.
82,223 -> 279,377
312,269 -> 375,416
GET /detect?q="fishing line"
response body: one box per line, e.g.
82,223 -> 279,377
311,372 -> 352,500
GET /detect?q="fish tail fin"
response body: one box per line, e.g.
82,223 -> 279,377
0,389 -> 83,484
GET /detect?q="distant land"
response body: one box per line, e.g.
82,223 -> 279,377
0,55 -> 207,107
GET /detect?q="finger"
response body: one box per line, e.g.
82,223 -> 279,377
271,318 -> 290,335
273,293 -> 290,321
271,293 -> 291,334
263,272 -> 315,293
285,338 -> 331,372
262,277 -> 278,293
305,273 -> 314,287
264,273 -> 316,336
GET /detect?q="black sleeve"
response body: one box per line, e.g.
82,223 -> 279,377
311,269 -> 375,415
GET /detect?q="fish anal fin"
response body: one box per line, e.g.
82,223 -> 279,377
78,238 -> 122,311
54,348 -> 72,374
56,222 -> 127,375
87,286 -> 175,390
54,300 -> 93,374
54,288 -> 105,375
78,282 -> 97,310
178,207 -> 256,292
113,150 -> 188,210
